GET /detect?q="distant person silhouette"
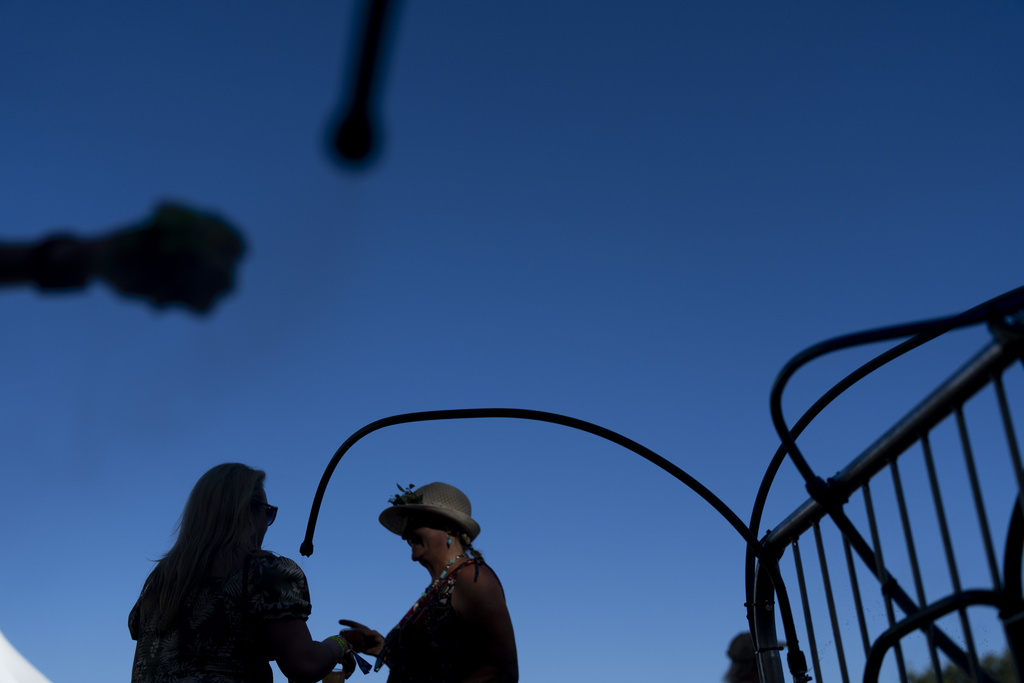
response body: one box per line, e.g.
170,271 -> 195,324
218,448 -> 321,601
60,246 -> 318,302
724,632 -> 759,683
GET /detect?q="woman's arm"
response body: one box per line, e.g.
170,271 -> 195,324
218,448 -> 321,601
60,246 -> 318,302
266,619 -> 347,683
451,565 -> 519,683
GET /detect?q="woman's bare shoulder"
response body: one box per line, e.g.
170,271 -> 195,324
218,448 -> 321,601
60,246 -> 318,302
454,561 -> 503,592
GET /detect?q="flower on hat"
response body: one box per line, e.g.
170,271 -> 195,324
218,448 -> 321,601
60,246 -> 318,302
388,483 -> 423,506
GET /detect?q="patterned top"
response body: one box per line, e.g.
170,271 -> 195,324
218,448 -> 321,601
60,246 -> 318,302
377,559 -> 495,683
129,554 -> 312,683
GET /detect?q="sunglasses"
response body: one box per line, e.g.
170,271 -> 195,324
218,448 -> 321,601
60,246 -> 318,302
253,501 -> 279,526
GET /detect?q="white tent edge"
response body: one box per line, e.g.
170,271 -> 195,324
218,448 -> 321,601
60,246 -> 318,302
0,629 -> 52,683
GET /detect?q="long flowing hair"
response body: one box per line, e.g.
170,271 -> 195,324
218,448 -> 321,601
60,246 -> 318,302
137,463 -> 267,631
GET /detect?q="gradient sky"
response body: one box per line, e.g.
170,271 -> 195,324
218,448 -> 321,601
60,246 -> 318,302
2,2 -> 1023,682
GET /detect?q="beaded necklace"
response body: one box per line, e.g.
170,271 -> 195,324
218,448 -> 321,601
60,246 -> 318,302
406,553 -> 465,612
374,556 -> 478,674
436,553 -> 465,581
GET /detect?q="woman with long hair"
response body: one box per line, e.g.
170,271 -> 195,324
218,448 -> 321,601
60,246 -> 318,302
129,463 -> 380,682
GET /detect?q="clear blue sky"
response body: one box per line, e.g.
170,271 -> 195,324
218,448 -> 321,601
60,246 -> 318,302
1,2 -> 1023,682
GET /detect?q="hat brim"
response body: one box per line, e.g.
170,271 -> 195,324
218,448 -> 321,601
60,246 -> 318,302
379,503 -> 481,541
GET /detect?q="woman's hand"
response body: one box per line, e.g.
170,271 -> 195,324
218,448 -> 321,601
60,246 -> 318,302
338,619 -> 384,656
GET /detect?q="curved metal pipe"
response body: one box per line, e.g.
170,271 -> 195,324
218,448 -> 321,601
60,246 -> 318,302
1002,495 -> 1024,680
752,559 -> 789,683
862,591 -> 1005,683
300,407 -> 759,552
768,285 -> 1024,499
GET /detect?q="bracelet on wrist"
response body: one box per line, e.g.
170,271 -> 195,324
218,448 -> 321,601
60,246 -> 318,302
328,635 -> 350,660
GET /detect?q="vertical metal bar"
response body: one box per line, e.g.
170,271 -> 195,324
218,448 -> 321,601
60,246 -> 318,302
792,539 -> 823,683
813,522 -> 850,683
999,365 -> 1024,676
751,561 -> 787,683
1001,492 -> 1024,683
842,534 -> 871,655
890,458 -> 944,681
863,481 -> 909,683
955,405 -> 1002,589
993,372 -> 1024,522
921,432 -> 981,682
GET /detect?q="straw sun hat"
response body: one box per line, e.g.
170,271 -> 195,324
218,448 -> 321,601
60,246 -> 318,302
378,482 -> 481,541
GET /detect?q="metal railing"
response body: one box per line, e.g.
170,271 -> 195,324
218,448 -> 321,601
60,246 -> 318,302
751,301 -> 1024,683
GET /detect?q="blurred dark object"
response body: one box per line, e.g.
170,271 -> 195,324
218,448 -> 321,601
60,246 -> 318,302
96,203 -> 245,312
725,632 -> 760,683
0,202 -> 245,313
329,0 -> 399,168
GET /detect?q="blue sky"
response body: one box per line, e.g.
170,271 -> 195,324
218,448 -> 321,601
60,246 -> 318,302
1,2 -> 1023,682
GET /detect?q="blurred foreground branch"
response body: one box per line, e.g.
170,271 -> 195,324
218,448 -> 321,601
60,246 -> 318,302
329,0 -> 400,167
0,203 -> 245,313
